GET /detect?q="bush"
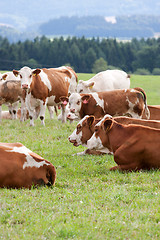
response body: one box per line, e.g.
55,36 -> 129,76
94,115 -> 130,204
92,57 -> 108,73
152,68 -> 160,75
134,68 -> 151,75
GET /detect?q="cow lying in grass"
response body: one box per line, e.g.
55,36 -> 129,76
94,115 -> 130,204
87,115 -> 160,171
63,87 -> 150,121
0,142 -> 56,188
69,115 -> 160,155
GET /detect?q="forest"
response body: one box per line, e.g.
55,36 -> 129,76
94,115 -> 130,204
0,35 -> 160,74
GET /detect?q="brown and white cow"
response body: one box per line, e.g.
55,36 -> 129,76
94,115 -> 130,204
13,66 -> 78,126
0,142 -> 56,188
64,87 -> 150,120
0,80 -> 27,122
87,116 -> 160,171
69,114 -> 160,155
0,72 -> 25,120
142,105 -> 160,120
68,115 -> 107,155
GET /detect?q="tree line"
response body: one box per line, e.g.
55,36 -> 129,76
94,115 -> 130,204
0,35 -> 160,74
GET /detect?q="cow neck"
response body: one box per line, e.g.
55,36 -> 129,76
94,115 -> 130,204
108,123 -> 129,153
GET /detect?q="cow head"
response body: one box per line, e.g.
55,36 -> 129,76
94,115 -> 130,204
68,115 -> 96,147
68,93 -> 91,117
87,115 -> 113,154
77,80 -> 95,93
13,66 -> 41,90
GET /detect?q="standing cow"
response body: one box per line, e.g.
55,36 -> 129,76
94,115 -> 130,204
0,72 -> 24,120
13,66 -> 78,126
0,80 -> 27,122
77,69 -> 130,93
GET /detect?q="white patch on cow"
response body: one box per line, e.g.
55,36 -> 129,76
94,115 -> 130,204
47,96 -> 56,105
130,89 -> 136,93
6,146 -> 49,169
91,93 -> 104,110
69,93 -> 82,116
87,133 -> 104,150
39,70 -> 52,91
69,115 -> 89,147
126,96 -> 141,118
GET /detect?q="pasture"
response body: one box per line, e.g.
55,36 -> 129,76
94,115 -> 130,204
0,74 -> 160,239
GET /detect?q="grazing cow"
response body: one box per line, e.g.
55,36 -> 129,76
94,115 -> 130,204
0,80 -> 27,122
0,142 -> 56,189
69,114 -> 160,155
77,69 -> 130,93
142,105 -> 160,120
87,116 -> 160,171
13,66 -> 78,126
64,87 -> 150,120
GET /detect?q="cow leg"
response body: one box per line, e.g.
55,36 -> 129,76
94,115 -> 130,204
20,97 -> 27,121
110,162 -> 141,171
61,104 -> 67,123
39,102 -> 46,126
12,101 -> 19,120
47,105 -> 54,119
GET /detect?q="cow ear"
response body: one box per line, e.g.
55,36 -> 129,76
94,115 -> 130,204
86,82 -> 94,89
79,80 -> 84,84
32,69 -> 41,76
60,96 -> 68,106
81,95 -> 91,104
103,119 -> 113,132
2,74 -> 7,80
13,70 -> 19,77
87,115 -> 95,126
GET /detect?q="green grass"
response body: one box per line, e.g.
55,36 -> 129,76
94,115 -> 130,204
0,74 -> 160,239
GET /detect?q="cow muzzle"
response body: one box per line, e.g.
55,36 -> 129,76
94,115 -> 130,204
22,84 -> 29,89
68,137 -> 78,147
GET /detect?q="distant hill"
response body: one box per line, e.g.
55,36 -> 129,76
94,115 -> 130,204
39,15 -> 160,39
1,15 -> 160,42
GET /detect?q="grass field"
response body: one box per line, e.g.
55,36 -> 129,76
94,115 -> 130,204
0,74 -> 160,239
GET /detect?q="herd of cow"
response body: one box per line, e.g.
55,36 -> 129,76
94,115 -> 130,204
0,66 -> 160,189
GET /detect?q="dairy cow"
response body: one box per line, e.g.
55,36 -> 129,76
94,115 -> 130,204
0,72 -> 26,120
77,69 -> 130,93
68,115 -> 107,155
87,116 -> 160,171
69,114 -> 160,155
0,142 -> 56,188
0,80 -> 27,122
64,87 -> 150,120
13,66 -> 78,126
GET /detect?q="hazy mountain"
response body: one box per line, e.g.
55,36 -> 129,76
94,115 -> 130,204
0,0 -> 160,30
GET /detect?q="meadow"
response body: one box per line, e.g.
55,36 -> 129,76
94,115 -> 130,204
0,73 -> 160,239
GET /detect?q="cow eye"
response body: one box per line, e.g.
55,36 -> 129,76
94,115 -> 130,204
95,128 -> 98,132
29,74 -> 32,78
20,74 -> 22,78
77,125 -> 82,131
79,89 -> 83,93
77,100 -> 80,105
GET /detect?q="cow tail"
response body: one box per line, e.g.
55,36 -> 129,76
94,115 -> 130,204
134,87 -> 150,119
